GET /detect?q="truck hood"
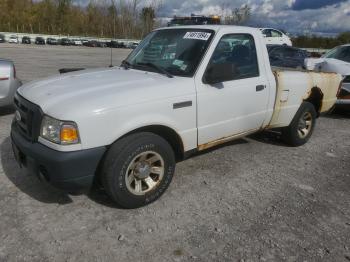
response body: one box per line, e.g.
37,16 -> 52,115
18,67 -> 193,120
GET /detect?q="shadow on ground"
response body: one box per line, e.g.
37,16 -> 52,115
178,138 -> 250,162
1,136 -> 73,204
1,136 -> 123,208
324,109 -> 350,120
0,106 -> 14,116
0,131 -> 289,207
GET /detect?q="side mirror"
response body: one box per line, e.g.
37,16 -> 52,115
203,63 -> 235,85
304,58 -> 325,71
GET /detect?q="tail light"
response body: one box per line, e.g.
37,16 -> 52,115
336,78 -> 344,98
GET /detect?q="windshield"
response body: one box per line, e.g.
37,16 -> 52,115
125,29 -> 215,77
323,46 -> 350,63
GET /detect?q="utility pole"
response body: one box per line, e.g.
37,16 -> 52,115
109,0 -> 116,67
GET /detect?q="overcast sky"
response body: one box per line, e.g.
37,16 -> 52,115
77,0 -> 350,35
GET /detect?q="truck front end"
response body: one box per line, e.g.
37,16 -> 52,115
11,93 -> 106,191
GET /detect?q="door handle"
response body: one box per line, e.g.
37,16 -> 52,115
256,85 -> 266,92
173,101 -> 192,109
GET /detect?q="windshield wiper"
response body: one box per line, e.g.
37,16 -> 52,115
136,62 -> 173,78
121,60 -> 132,69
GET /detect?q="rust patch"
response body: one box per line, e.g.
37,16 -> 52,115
304,86 -> 324,115
198,129 -> 259,151
266,70 -> 286,128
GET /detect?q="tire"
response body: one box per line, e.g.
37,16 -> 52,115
101,132 -> 175,209
282,102 -> 317,147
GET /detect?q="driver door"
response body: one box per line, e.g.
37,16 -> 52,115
195,33 -> 270,147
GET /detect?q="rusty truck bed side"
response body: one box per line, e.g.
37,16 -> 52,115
267,68 -> 342,129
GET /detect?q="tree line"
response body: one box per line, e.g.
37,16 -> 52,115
292,32 -> 350,49
1,0 -> 348,47
0,0 -> 160,39
0,0 -> 253,39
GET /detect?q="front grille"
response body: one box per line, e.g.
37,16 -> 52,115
13,93 -> 43,142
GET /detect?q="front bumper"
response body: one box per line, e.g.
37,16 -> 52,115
11,124 -> 106,191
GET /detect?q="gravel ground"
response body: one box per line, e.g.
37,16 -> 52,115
0,44 -> 349,262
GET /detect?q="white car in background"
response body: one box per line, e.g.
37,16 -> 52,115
305,44 -> 350,109
8,36 -> 19,44
72,39 -> 83,46
0,59 -> 22,107
260,28 -> 292,46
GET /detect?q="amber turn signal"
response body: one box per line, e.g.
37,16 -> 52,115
60,125 -> 79,144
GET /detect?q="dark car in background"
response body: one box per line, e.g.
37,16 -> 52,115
35,37 -> 45,45
130,42 -> 139,49
0,34 -> 5,43
97,41 -> 107,48
83,40 -> 98,47
47,38 -> 59,45
107,40 -> 126,48
61,38 -> 72,46
83,40 -> 107,48
267,45 -> 309,69
22,36 -> 31,44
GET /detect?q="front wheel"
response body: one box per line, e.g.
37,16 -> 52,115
101,132 -> 175,208
282,102 -> 317,147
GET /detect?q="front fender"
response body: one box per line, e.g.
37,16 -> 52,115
77,97 -> 197,152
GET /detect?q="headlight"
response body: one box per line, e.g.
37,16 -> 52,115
40,115 -> 80,145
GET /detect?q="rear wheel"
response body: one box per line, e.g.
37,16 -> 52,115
282,102 -> 317,147
102,132 -> 175,208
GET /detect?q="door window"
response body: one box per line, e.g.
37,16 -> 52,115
262,29 -> 272,37
271,30 -> 283,37
205,34 -> 259,82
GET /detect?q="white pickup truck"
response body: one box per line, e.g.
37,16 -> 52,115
11,26 -> 342,208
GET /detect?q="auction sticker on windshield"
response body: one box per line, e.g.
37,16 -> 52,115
184,32 -> 211,41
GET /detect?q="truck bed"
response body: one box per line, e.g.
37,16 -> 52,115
268,67 -> 342,128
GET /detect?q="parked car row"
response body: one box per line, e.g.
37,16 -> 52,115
0,34 -> 138,49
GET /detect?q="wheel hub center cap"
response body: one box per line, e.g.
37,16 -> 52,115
134,162 -> 151,179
